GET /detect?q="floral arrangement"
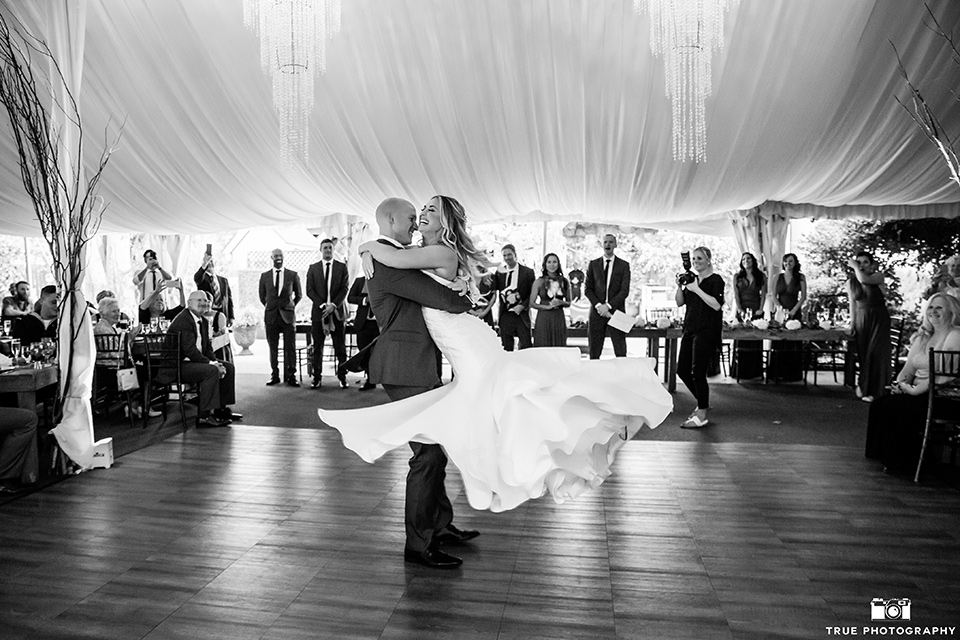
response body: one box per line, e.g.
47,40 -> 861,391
234,308 -> 260,329
785,319 -> 802,330
656,317 -> 672,329
752,319 -> 769,330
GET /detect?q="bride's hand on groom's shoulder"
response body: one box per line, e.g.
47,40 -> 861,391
361,253 -> 376,279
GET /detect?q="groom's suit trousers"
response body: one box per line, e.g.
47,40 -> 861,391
383,383 -> 454,553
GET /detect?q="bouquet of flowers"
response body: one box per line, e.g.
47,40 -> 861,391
785,319 -> 802,330
752,319 -> 769,331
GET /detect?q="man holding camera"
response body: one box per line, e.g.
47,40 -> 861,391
194,249 -> 234,327
133,249 -> 174,305
584,234 -> 631,359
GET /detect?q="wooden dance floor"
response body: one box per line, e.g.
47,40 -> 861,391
1,425 -> 959,639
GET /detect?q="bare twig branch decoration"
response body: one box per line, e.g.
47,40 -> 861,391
892,4 -> 960,190
0,11 -> 121,416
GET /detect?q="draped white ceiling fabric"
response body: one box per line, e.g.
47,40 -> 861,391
0,0 -> 958,237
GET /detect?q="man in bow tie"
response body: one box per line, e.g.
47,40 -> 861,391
584,234 -> 631,359
493,244 -> 535,351
164,291 -> 240,428
306,238 -> 350,389
259,248 -> 303,386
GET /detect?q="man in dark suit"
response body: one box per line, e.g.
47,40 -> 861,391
365,197 -> 476,569
493,244 -> 535,351
164,291 -> 240,428
306,238 -> 350,389
584,233 -> 631,359
194,252 -> 234,326
259,248 -> 303,386
347,275 -> 379,390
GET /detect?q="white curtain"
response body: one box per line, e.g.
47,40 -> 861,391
40,0 -> 98,469
1,0 -> 958,237
729,203 -> 790,313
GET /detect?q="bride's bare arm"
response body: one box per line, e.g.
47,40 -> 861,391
358,241 -> 458,273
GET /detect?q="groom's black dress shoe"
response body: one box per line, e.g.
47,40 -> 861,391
266,377 -> 281,386
404,547 -> 462,569
434,524 -> 480,545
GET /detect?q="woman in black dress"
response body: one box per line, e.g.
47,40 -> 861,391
675,246 -> 724,428
732,252 -> 766,380
530,253 -> 571,347
771,253 -> 806,382
847,251 -> 891,402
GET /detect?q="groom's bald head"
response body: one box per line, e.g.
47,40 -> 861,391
376,198 -> 417,246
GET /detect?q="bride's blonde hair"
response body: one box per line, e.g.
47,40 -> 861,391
433,195 -> 494,277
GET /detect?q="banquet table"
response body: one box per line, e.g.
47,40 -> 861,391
567,325 -> 852,392
0,364 -> 58,412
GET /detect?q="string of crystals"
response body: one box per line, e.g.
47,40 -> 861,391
635,0 -> 736,162
243,0 -> 341,167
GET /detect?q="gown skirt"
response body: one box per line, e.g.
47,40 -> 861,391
320,305 -> 673,513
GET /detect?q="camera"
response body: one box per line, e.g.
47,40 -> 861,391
870,598 -> 910,621
676,251 -> 696,286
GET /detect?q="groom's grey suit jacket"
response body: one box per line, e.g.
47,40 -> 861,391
365,241 -> 472,387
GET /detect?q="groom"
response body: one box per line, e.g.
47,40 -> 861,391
366,197 -> 478,569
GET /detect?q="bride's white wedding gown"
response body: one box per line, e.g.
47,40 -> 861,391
319,273 -> 673,513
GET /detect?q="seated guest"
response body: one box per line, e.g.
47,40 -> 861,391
163,291 -> 241,428
12,285 -> 58,345
0,407 -> 39,493
95,290 -> 130,328
2,281 -> 31,319
93,296 -> 158,418
138,278 -> 185,326
203,291 -> 233,363
865,293 -> 960,474
923,254 -> 960,300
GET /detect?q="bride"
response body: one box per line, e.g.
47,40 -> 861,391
319,195 -> 672,512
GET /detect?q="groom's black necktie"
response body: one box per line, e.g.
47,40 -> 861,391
604,259 -> 611,303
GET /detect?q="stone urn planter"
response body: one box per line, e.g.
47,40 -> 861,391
233,324 -> 257,355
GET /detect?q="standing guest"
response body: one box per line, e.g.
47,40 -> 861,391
770,253 -> 806,382
347,275 -> 380,390
468,272 -> 497,329
865,293 -> 960,473
12,285 -> 58,346
847,251 -> 892,402
259,248 -> 302,386
732,252 -> 767,380
0,407 -> 39,493
132,249 -> 173,306
138,279 -> 185,326
675,247 -> 724,428
194,252 -> 234,327
530,253 -> 571,347
584,234 -> 631,359
2,281 -> 31,319
494,244 -> 535,351
306,239 -> 349,389
164,291 -> 241,428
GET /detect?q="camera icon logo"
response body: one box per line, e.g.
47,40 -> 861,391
870,598 -> 911,621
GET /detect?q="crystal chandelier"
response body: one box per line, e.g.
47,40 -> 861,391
243,0 -> 341,167
635,0 -> 737,162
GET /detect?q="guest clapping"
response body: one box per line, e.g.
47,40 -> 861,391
847,251 -> 892,402
675,247 -> 724,428
530,253 -> 571,347
864,293 -> 960,474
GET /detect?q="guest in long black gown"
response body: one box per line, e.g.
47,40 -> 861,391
770,253 -> 806,382
847,251 -> 891,402
530,253 -> 571,347
864,293 -> 960,473
732,252 -> 766,380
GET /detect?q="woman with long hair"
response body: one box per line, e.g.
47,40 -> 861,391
674,246 -> 724,428
770,253 -> 806,382
530,253 -> 571,347
847,251 -> 891,402
864,293 -> 960,473
319,195 -> 672,512
732,252 -> 766,380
